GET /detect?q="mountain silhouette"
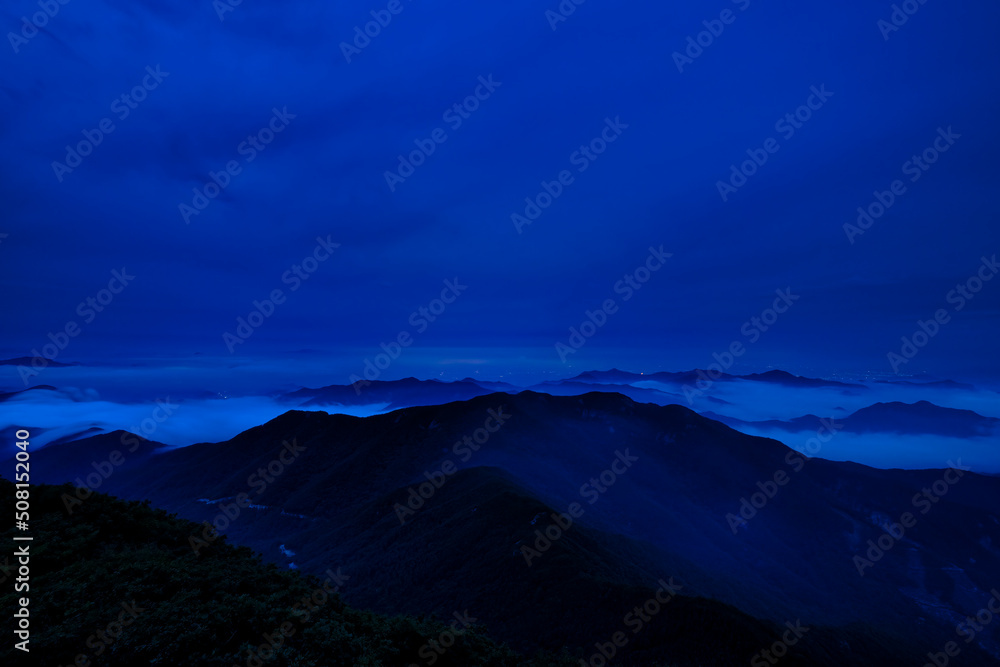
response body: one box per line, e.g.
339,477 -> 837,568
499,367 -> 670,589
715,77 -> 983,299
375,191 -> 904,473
13,391 -> 1000,665
706,400 -> 999,438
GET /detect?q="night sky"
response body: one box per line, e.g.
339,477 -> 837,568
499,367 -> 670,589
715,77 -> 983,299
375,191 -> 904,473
2,0 -> 999,381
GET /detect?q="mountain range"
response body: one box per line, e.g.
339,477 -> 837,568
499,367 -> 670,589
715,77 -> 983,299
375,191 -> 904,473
278,368 -> 870,411
704,400 -> 1000,438
13,390 -> 1000,665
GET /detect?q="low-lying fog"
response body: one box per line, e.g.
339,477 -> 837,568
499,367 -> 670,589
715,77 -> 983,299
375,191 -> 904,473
1,359 -> 997,473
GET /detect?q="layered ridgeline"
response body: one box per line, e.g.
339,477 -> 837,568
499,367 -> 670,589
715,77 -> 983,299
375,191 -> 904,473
275,368 -> 866,410
703,400 -> 1000,438
9,391 -> 1000,665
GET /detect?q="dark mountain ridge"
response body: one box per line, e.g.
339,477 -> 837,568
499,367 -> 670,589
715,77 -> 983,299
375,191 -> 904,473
13,391 -> 1000,665
705,400 -> 1000,438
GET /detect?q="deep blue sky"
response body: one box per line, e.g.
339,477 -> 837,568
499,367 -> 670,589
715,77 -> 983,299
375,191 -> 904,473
1,0 -> 998,380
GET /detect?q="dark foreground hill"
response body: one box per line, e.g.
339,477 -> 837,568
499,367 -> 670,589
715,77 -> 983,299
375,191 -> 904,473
12,391 -> 1000,665
0,479 -> 567,666
0,480 -> 871,666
